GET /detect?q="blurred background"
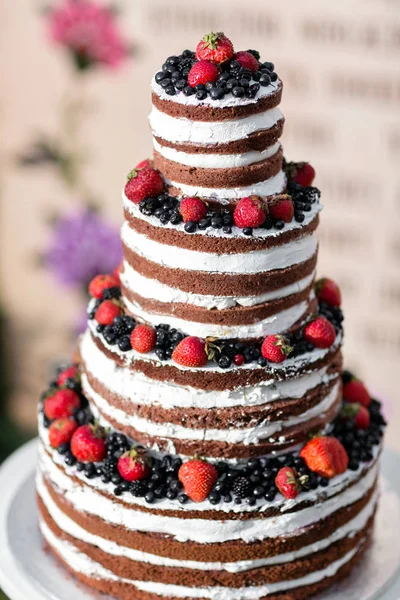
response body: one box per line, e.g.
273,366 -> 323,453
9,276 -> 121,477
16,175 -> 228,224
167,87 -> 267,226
1,0 -> 399,474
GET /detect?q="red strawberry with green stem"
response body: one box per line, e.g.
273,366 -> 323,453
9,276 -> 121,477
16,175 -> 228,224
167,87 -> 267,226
71,423 -> 107,462
286,161 -> 316,187
275,467 -> 300,499
235,51 -> 259,72
49,418 -> 78,449
261,335 -> 293,363
343,378 -> 371,407
269,195 -> 294,223
304,317 -> 336,349
95,300 -> 122,326
196,32 -> 234,64
89,274 -> 119,299
315,278 -> 341,307
130,324 -> 156,353
136,158 -> 152,169
57,364 -> 79,387
178,458 -> 218,502
118,447 -> 151,481
44,389 -> 81,420
300,436 -> 349,479
179,197 -> 207,223
188,60 -> 219,88
124,168 -> 164,204
233,196 -> 266,229
341,403 -> 370,430
172,336 -> 208,367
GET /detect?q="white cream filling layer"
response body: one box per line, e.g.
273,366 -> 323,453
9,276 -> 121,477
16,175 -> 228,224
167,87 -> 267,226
121,221 -> 318,274
40,520 -> 363,599
80,331 -> 335,410
151,76 -> 282,109
153,138 -> 281,169
123,294 -> 311,339
84,376 -> 340,445
37,471 -> 378,574
164,171 -> 286,200
38,424 -> 380,517
121,261 -> 315,310
149,105 -> 283,146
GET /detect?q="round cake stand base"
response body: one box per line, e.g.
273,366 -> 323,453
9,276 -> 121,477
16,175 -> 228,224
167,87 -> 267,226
0,439 -> 400,600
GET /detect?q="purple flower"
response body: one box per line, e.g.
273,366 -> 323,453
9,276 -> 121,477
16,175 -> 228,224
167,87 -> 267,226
46,208 -> 122,289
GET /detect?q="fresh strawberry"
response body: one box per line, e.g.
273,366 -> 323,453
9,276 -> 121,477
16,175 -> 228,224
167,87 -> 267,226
178,458 -> 218,502
188,60 -> 219,88
235,51 -> 259,72
286,161 -> 315,187
269,195 -> 294,223
113,263 -> 122,285
261,335 -> 293,363
179,197 -> 207,223
44,389 -> 80,420
71,423 -> 107,462
118,447 -> 151,481
196,32 -> 234,64
124,168 -> 164,204
275,467 -> 300,499
304,317 -> 336,349
57,364 -> 79,387
49,418 -> 78,448
300,436 -> 349,479
315,278 -> 341,307
341,403 -> 370,430
172,336 -> 208,368
233,196 -> 266,229
89,274 -> 119,299
130,324 -> 156,353
136,158 -> 152,169
95,300 -> 122,326
343,378 -> 371,407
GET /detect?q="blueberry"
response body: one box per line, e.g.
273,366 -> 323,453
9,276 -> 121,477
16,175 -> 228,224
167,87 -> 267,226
145,491 -> 155,504
295,212 -> 305,223
165,85 -> 176,96
243,227 -> 253,236
270,72 -> 278,82
178,494 -> 189,504
232,86 -> 245,97
184,221 -> 196,233
210,87 -> 225,100
263,61 -> 274,71
211,216 -> 223,229
260,74 -> 271,86
155,71 -> 166,83
223,226 -> 232,234
196,89 -> 207,100
218,355 -> 231,369
160,77 -> 172,88
58,443 -> 70,455
274,220 -> 285,230
198,218 -> 211,230
183,86 -> 195,96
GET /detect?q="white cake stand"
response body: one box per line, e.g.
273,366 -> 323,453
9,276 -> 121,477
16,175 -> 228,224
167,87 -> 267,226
0,439 -> 400,600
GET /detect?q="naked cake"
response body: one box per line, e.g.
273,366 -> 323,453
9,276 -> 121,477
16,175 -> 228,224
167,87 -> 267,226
36,31 -> 386,600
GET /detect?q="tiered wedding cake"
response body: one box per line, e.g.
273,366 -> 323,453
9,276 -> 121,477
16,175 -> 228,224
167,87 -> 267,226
36,32 -> 386,600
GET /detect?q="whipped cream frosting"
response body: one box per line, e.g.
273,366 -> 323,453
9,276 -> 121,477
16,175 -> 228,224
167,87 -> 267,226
153,138 -> 281,169
84,376 -> 340,445
151,75 -> 282,109
121,263 -> 315,309
121,221 -> 318,274
37,470 -> 378,573
149,105 -> 283,146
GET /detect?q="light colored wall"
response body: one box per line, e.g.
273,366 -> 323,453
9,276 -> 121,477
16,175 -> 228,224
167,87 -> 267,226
1,0 -> 399,447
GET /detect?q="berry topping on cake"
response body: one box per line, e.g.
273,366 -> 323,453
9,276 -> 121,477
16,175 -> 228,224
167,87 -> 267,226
304,317 -> 336,349
233,354 -> 245,366
117,447 -> 151,481
178,458 -> 218,502
196,32 -> 234,64
188,60 -> 219,88
44,389 -> 81,420
89,274 -> 120,299
300,436 -> 349,479
130,324 -> 156,353
315,278 -> 342,307
343,377 -> 371,407
235,51 -> 259,72
269,195 -> 294,223
113,263 -> 121,284
124,168 -> 164,204
49,418 -> 78,448
261,335 -> 293,363
172,336 -> 208,367
286,161 -> 316,187
95,300 -> 122,326
275,467 -> 300,499
71,423 -> 107,462
233,196 -> 266,229
179,197 -> 207,223
57,364 -> 79,386
341,403 -> 371,430
136,158 -> 152,169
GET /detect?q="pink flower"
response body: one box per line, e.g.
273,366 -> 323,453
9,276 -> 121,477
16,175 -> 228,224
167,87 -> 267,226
48,0 -> 128,70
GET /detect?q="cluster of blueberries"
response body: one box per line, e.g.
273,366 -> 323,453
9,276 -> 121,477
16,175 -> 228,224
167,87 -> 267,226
155,49 -> 278,100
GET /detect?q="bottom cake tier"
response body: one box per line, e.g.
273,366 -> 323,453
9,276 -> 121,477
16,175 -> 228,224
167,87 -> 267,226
36,407 -> 383,600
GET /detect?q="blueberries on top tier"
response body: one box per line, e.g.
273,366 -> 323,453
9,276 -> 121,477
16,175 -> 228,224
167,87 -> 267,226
154,44 -> 278,102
